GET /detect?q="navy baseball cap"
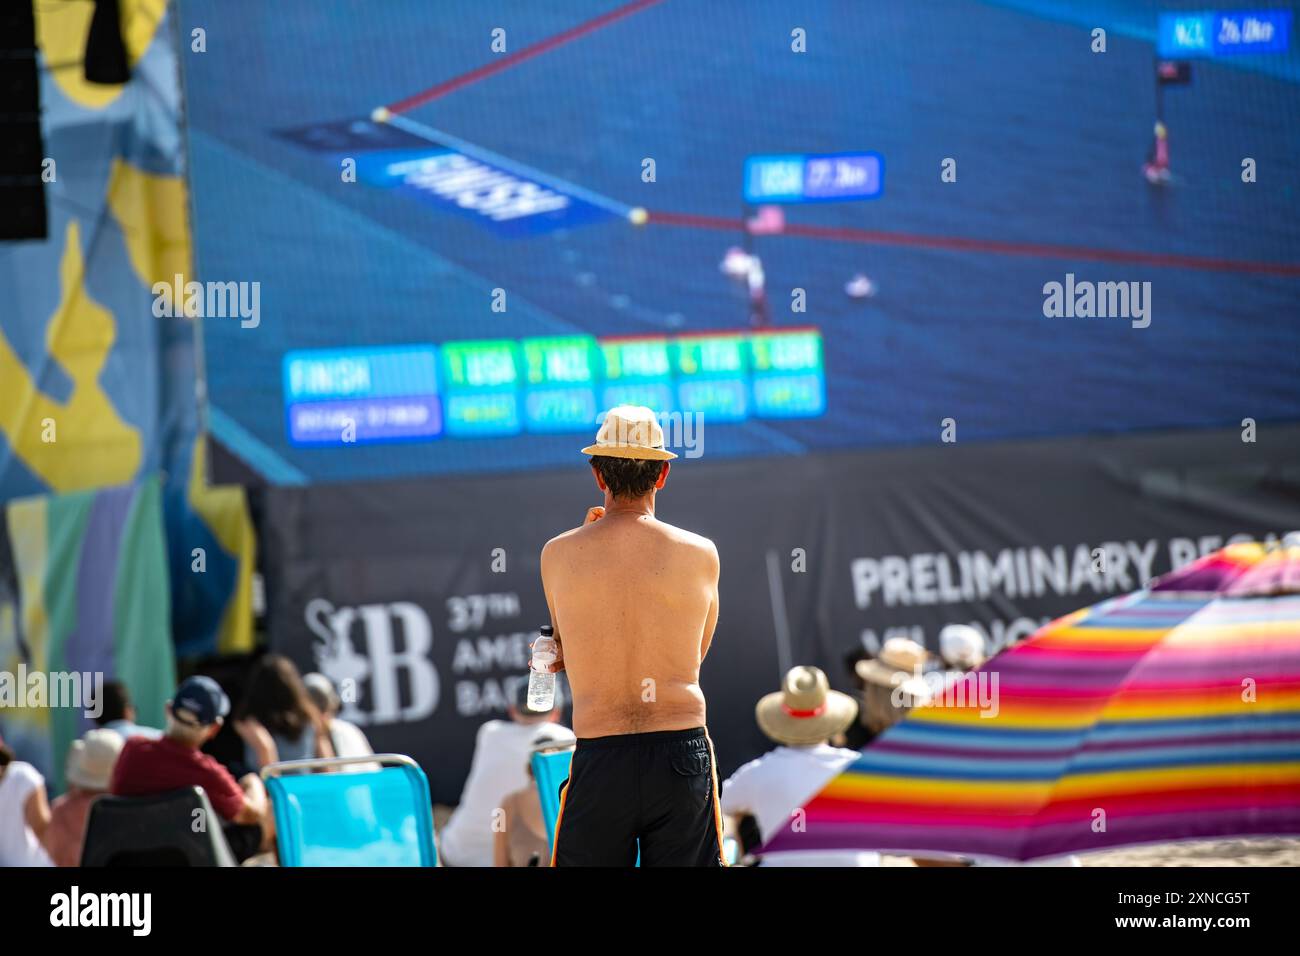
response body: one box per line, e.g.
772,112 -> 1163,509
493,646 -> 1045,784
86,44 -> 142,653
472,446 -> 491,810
171,676 -> 230,726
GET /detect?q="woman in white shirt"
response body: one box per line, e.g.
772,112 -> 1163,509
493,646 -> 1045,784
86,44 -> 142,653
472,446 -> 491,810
721,666 -> 880,867
303,672 -> 379,772
0,738 -> 54,867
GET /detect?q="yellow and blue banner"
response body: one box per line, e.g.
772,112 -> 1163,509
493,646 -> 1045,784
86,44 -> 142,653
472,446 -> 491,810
0,1 -> 254,664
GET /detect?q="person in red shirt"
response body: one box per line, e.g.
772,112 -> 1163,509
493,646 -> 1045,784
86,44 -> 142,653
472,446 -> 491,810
110,675 -> 271,862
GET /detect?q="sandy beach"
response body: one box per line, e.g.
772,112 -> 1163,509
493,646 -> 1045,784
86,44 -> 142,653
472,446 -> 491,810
1080,837 -> 1300,867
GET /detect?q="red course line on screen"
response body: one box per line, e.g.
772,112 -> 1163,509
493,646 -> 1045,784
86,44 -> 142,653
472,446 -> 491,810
646,209 -> 1300,278
385,0 -> 668,114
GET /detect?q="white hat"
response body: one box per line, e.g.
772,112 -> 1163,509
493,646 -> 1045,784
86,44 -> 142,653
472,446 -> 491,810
582,405 -> 676,460
302,672 -> 340,713
939,625 -> 987,670
66,729 -> 125,791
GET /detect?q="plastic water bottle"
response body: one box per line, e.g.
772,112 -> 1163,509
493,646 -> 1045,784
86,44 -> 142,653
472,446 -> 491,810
528,625 -> 557,712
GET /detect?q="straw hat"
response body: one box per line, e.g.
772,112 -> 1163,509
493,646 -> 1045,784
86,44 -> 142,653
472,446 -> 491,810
856,638 -> 930,689
755,666 -> 859,746
65,729 -> 124,791
581,405 -> 676,460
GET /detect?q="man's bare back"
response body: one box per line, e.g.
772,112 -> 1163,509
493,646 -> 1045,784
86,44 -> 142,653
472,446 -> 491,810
541,510 -> 719,739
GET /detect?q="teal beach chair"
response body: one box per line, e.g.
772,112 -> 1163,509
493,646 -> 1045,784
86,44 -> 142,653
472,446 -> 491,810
262,754 -> 438,867
530,745 -> 573,861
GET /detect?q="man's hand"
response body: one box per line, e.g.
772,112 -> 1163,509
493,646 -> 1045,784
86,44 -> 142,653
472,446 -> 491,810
583,506 -> 605,525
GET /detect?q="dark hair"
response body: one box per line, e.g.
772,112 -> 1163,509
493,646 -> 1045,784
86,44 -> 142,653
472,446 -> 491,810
0,740 -> 13,768
95,680 -> 133,725
236,654 -> 316,742
589,456 -> 665,500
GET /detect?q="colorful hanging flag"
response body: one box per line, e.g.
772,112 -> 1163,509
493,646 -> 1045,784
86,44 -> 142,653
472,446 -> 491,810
0,478 -> 175,793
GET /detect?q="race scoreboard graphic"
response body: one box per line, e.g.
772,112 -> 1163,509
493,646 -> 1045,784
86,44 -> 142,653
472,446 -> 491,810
283,329 -> 825,446
750,329 -> 826,418
600,336 -> 674,415
521,336 -> 602,433
440,339 -> 523,436
743,152 -> 883,204
284,346 -> 442,445
1157,9 -> 1291,58
672,333 -> 748,422
278,118 -> 622,238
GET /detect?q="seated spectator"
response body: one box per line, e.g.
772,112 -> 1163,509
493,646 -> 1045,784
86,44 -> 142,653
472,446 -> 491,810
232,654 -> 334,771
841,645 -> 876,750
109,675 -> 271,863
303,672 -> 376,771
0,734 -> 53,866
43,729 -> 124,866
440,682 -> 576,867
93,680 -> 162,740
721,666 -> 880,867
856,638 -> 933,737
494,731 -> 565,867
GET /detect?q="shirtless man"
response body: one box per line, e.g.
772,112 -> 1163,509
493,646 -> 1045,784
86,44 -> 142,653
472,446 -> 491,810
537,405 -> 724,866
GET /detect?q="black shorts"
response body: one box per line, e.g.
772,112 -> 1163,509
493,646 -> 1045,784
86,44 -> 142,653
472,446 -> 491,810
551,727 -> 726,867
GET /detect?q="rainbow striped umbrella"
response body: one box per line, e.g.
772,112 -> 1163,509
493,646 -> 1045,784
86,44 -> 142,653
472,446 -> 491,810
761,542 -> 1300,861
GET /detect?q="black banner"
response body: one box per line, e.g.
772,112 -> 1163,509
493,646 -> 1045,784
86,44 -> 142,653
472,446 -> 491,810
259,424 -> 1300,803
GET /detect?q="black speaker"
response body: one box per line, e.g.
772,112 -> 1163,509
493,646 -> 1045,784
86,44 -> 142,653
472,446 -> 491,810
85,0 -> 130,85
0,2 -> 46,241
